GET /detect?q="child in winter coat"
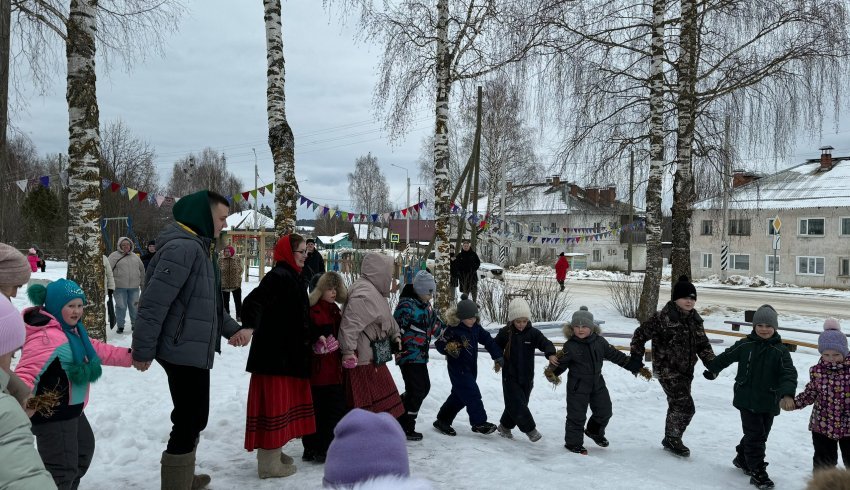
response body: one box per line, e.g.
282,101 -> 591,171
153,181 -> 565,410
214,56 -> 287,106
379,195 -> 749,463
394,270 -> 445,441
26,248 -> 39,273
494,298 -> 558,442
433,295 -> 503,436
785,318 -> 850,473
545,306 -> 645,454
15,279 -> 134,490
302,271 -> 348,464
704,304 -> 797,490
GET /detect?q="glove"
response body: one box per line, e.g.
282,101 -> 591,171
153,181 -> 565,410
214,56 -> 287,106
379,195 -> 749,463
624,356 -> 643,374
543,367 -> 562,386
324,335 -> 339,353
493,357 -> 504,373
313,338 -> 328,354
342,354 -> 358,369
780,396 -> 796,411
703,370 -> 717,380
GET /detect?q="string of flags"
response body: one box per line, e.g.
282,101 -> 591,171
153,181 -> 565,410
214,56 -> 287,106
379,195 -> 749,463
297,194 -> 428,223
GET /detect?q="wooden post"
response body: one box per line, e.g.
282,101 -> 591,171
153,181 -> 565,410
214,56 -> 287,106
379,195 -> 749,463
258,231 -> 267,281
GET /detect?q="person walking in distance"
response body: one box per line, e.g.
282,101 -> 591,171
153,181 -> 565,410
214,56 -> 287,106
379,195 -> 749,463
554,253 -> 570,292
454,239 -> 480,299
108,237 -> 145,334
303,239 -> 325,281
219,246 -> 244,322
132,190 -> 254,490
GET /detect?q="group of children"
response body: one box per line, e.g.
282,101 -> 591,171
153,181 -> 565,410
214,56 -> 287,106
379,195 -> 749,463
3,242 -> 849,490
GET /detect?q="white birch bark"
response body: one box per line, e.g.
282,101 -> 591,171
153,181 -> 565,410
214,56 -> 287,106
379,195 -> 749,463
66,0 -> 106,340
637,0 -> 667,322
433,0 -> 453,313
264,0 -> 297,234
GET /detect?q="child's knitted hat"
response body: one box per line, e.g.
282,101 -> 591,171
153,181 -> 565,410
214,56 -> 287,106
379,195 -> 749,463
571,306 -> 595,327
456,294 -> 478,321
507,298 -> 532,322
27,278 -> 87,320
0,294 -> 25,357
0,243 -> 32,287
323,408 -> 409,487
752,304 -> 778,329
819,318 -> 848,357
671,275 -> 697,301
412,270 -> 436,297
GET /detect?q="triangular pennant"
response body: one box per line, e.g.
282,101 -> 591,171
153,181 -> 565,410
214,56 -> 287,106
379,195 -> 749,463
110,182 -> 121,192
300,196 -> 307,205
348,213 -> 354,222
16,179 -> 27,192
250,189 -> 258,199
39,176 -> 49,187
101,179 -> 110,189
401,209 -> 408,217
259,187 -> 266,196
322,207 -> 329,216
341,212 -> 348,220
312,203 -> 318,211
233,193 -> 242,202
119,186 -> 128,196
372,214 -> 379,222
127,188 -> 138,200
266,183 -> 274,192
242,191 -> 250,201
137,191 -> 148,202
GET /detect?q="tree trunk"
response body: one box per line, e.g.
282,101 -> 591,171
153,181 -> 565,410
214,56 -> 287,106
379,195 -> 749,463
0,0 -> 10,239
670,0 -> 698,282
66,0 -> 106,341
264,0 -> 297,235
433,0 -> 453,313
637,0 -> 667,323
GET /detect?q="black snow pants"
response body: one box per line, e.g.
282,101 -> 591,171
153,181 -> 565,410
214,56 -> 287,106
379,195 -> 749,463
812,431 -> 850,471
398,363 -> 431,432
564,377 -> 613,446
31,412 -> 95,490
302,384 -> 347,455
500,377 -> 536,433
737,409 -> 775,471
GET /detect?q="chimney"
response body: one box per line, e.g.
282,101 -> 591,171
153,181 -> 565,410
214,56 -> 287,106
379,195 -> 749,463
605,185 -> 617,206
586,187 -> 600,206
551,175 -> 561,186
569,183 -> 579,197
820,145 -> 835,171
732,169 -> 758,188
506,180 -> 513,193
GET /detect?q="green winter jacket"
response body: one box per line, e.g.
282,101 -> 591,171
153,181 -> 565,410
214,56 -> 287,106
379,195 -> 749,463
706,332 -> 797,415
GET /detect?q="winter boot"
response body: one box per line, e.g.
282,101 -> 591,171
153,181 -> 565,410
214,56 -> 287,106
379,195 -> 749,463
565,444 -> 588,455
497,424 -> 514,439
117,326 -> 124,334
313,451 -> 327,464
525,429 -> 542,442
257,448 -> 296,479
733,455 -> 752,475
662,436 -> 690,457
471,422 -> 497,435
584,429 -> 609,447
302,448 -> 315,462
433,419 -> 457,436
161,451 -> 203,490
749,467 -> 774,489
280,452 -> 294,465
404,428 -> 424,441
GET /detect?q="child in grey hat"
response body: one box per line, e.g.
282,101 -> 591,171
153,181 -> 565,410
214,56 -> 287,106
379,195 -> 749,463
433,295 -> 503,436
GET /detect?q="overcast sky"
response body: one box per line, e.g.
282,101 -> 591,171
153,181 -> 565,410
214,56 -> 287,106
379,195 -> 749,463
11,1 -> 433,219
10,1 -> 850,220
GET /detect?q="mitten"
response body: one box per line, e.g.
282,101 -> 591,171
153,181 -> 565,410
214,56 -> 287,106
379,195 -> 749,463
703,370 -> 717,381
637,366 -> 653,381
342,354 -> 358,369
543,367 -> 562,386
493,357 -> 504,373
313,338 -> 328,354
324,335 -> 340,353
624,355 -> 643,373
780,396 -> 796,411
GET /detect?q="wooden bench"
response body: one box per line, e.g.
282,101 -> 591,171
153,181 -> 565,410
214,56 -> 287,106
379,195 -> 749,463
704,328 -> 817,352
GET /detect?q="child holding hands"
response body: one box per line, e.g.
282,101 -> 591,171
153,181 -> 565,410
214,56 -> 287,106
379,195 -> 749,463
786,318 -> 850,473
494,298 -> 558,442
704,304 -> 797,489
544,306 -> 646,454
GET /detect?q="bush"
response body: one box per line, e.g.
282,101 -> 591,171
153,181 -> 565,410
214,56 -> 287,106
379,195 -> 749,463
605,274 -> 642,318
477,273 -> 571,324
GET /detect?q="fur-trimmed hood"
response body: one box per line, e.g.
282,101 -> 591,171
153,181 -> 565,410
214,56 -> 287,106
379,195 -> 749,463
562,322 -> 602,339
444,307 -> 477,326
309,271 -> 348,306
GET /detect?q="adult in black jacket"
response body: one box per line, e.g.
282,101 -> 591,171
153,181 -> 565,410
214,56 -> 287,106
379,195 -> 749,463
302,239 -> 325,281
454,239 -> 480,297
241,234 -> 314,479
494,298 -> 557,442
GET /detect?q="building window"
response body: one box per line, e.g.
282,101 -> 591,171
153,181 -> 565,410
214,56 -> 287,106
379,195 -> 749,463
839,257 -> 850,277
841,217 -> 850,236
592,249 -> 601,262
701,253 -> 712,269
729,254 -> 749,271
799,218 -> 825,236
797,256 -> 825,275
515,248 -> 523,261
550,222 -> 557,233
767,218 -> 779,236
513,223 -> 521,235
623,249 -> 629,260
593,222 -> 602,232
530,247 -> 541,260
531,221 -> 541,233
700,220 -> 713,236
765,255 -> 780,273
728,219 -> 751,236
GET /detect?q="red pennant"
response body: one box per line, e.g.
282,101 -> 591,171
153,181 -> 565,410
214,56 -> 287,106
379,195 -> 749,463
137,191 -> 148,202
242,191 -> 250,201
401,209 -> 408,217
110,182 -> 120,192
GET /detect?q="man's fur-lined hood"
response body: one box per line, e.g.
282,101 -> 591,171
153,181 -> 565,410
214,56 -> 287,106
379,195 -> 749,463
309,271 -> 348,306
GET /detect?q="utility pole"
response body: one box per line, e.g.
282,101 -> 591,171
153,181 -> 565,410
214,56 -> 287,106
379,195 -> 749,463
626,149 -> 635,276
500,167 -> 508,267
470,86 -> 482,252
720,113 -> 731,280
252,148 -> 259,230
405,173 -> 410,251
417,186 -> 421,256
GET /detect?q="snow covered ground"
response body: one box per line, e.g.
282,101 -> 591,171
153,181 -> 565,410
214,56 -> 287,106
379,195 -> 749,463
9,261 -> 839,489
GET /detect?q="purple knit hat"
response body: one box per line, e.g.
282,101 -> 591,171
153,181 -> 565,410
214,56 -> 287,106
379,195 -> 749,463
0,294 -> 25,356
323,408 -> 410,488
819,318 -> 848,357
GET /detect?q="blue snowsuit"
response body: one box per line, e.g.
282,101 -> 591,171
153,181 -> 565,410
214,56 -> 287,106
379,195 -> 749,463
435,318 -> 503,426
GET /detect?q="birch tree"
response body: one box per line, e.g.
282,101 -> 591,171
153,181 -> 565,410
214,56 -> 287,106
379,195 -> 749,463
347,152 -> 390,246
263,0 -> 297,235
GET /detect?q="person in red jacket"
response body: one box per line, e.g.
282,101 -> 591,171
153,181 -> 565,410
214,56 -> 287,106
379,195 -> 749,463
555,253 -> 570,291
302,271 -> 349,464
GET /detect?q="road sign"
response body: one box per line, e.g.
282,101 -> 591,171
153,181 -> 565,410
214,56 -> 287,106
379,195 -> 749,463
772,235 -> 781,250
772,216 -> 781,234
390,233 -> 400,243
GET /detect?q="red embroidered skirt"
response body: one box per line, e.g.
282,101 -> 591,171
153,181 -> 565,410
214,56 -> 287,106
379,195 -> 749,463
344,364 -> 404,418
245,374 -> 316,451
